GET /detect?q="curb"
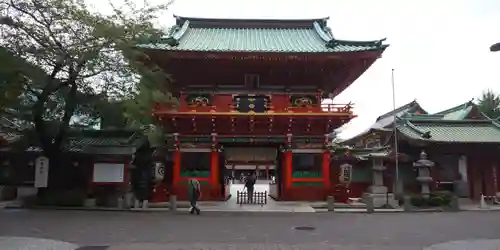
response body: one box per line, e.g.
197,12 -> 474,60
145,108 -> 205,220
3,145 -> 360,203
77,246 -> 110,250
5,204 -> 500,214
3,206 -> 316,215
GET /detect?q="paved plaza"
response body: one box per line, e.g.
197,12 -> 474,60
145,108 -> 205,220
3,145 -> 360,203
0,209 -> 500,250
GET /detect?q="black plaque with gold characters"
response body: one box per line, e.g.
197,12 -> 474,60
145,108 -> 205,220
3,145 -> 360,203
233,95 -> 270,113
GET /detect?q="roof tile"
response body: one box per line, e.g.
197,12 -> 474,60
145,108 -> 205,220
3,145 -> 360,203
397,120 -> 500,143
137,17 -> 387,53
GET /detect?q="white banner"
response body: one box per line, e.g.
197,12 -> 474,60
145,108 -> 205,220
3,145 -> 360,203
34,156 -> 49,188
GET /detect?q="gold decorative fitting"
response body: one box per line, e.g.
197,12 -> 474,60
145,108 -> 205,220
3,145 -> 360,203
294,97 -> 313,107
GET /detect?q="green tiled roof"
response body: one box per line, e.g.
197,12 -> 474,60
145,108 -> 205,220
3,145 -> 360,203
0,129 -> 147,155
64,130 -> 146,154
397,119 -> 500,143
137,16 -> 388,53
375,100 -> 427,122
401,100 -> 487,121
402,113 -> 444,120
347,100 -> 500,145
433,100 -> 477,120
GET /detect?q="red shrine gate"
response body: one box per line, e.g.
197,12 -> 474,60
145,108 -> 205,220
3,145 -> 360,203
138,16 -> 388,201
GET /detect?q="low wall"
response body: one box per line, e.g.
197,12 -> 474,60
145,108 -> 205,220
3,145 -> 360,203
281,186 -> 327,201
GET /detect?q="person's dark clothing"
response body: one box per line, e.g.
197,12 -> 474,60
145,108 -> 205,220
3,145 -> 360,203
188,179 -> 201,215
245,175 -> 256,203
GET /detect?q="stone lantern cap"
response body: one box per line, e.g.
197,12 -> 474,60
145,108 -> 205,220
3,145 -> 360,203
413,151 -> 435,168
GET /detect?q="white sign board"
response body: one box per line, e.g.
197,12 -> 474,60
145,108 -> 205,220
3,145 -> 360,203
92,163 -> 124,183
34,156 -> 49,188
339,164 -> 352,183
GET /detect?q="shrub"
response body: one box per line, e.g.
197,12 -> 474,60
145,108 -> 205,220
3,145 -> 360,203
410,195 -> 426,207
409,191 -> 453,207
428,196 -> 443,207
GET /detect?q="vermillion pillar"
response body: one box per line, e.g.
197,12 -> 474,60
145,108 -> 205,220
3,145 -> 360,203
323,134 -> 331,190
285,134 -> 293,190
285,151 -> 292,189
210,133 -> 219,199
172,133 -> 181,194
322,151 -> 331,189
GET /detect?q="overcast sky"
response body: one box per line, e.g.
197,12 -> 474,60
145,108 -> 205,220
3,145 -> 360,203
88,0 -> 500,139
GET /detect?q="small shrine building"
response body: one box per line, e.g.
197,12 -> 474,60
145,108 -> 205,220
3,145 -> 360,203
337,100 -> 500,202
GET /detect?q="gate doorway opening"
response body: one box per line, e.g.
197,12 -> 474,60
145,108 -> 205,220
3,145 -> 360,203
222,145 -> 282,200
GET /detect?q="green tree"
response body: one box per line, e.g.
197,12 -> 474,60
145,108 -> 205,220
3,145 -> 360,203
122,78 -> 176,146
477,89 -> 500,120
0,0 -> 172,186
0,47 -> 28,111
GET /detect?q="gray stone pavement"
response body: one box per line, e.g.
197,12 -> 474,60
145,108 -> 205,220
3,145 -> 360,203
1,209 -> 500,249
1,240 -> 500,250
105,243 -> 423,250
0,236 -> 78,250
424,239 -> 500,250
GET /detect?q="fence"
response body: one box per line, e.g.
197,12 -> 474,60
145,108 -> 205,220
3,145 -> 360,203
236,191 -> 267,206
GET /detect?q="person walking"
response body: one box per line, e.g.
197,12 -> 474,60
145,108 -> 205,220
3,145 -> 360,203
188,178 -> 201,215
245,172 -> 256,203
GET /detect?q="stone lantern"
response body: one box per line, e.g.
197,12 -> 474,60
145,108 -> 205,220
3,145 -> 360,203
362,156 -> 397,208
413,151 -> 435,198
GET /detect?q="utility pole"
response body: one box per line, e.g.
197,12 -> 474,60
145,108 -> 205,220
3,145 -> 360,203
391,69 -> 400,195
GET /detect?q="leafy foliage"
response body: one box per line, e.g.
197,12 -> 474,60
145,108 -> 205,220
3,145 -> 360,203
0,0 -> 172,155
122,78 -> 176,127
477,89 -> 500,120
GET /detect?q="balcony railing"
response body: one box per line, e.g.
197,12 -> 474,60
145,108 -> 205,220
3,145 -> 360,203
321,103 -> 353,113
286,103 -> 353,113
154,102 -> 353,114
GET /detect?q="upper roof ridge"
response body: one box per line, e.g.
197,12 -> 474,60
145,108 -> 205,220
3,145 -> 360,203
376,99 -> 424,121
173,15 -> 330,29
433,99 -> 475,115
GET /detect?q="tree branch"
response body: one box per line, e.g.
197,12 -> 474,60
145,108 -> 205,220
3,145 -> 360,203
53,59 -> 87,148
8,0 -> 65,52
32,60 -> 65,151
